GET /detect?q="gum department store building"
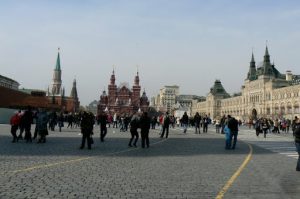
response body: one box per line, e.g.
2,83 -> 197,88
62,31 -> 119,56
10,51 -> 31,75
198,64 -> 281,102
192,46 -> 300,120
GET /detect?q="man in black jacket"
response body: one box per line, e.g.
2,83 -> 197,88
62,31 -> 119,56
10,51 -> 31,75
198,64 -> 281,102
98,111 -> 107,142
194,112 -> 201,134
139,112 -> 151,148
80,111 -> 95,150
181,112 -> 189,133
227,115 -> 239,150
294,118 -> 300,171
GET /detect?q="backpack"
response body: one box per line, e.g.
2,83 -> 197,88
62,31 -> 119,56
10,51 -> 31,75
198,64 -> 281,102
164,116 -> 170,125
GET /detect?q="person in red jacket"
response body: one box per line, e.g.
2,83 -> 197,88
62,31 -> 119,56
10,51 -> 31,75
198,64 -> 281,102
10,112 -> 20,143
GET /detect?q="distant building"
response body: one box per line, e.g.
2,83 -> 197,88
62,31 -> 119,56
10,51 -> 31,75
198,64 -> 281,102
153,86 -> 205,114
86,100 -> 98,115
173,95 -> 206,117
192,45 -> 300,120
0,74 -> 19,90
153,85 -> 179,112
98,70 -> 149,115
47,49 -> 80,113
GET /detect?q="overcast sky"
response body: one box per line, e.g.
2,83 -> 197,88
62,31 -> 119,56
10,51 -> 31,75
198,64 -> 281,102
1,0 -> 300,106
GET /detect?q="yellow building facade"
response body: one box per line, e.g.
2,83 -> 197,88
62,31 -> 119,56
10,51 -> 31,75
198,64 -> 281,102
192,46 -> 300,120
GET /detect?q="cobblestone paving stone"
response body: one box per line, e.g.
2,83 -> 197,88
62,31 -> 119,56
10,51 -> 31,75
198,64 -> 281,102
0,124 -> 299,198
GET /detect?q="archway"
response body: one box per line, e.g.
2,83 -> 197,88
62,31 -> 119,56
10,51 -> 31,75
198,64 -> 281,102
251,109 -> 257,120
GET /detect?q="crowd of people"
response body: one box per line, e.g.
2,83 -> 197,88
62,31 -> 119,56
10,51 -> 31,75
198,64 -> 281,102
8,107 -> 300,171
250,117 -> 296,138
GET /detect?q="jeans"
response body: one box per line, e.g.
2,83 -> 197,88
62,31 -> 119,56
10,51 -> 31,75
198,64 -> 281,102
295,142 -> 300,171
183,123 -> 188,133
231,131 -> 238,149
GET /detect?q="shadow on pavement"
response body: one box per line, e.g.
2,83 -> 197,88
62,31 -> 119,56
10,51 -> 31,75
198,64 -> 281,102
0,134 -> 275,157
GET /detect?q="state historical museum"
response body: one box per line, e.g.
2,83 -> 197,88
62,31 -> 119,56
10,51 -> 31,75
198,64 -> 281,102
98,70 -> 149,115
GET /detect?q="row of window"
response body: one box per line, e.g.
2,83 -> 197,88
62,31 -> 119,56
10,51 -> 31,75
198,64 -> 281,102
0,82 -> 16,89
221,109 -> 300,115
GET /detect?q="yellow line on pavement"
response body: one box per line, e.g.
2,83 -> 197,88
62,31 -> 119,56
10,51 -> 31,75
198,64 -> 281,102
6,139 -> 168,175
10,157 -> 92,174
215,143 -> 253,199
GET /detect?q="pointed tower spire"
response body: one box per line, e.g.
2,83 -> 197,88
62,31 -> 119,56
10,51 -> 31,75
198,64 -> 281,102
262,42 -> 274,76
264,43 -> 270,63
247,50 -> 257,81
134,66 -> 140,86
51,48 -> 62,95
70,79 -> 78,99
55,48 -> 61,70
110,68 -> 116,85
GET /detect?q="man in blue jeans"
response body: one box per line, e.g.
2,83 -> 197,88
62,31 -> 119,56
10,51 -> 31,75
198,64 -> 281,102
294,118 -> 300,171
227,115 -> 239,150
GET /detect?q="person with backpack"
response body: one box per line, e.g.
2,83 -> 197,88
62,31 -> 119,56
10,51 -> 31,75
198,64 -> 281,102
160,112 -> 170,138
128,113 -> 139,147
227,115 -> 239,150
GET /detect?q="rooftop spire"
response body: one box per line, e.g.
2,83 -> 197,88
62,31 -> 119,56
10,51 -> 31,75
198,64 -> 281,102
134,67 -> 140,86
247,51 -> 257,81
70,79 -> 78,99
55,47 -> 61,70
110,67 -> 116,85
264,42 -> 270,63
251,52 -> 255,64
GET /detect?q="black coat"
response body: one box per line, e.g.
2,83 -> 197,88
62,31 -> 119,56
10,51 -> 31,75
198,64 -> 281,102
228,118 -> 238,132
139,116 -> 151,132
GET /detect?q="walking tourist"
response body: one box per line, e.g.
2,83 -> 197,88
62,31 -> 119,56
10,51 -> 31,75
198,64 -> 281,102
57,112 -> 64,132
113,113 -> 118,128
224,124 -> 231,149
140,112 -> 151,148
23,106 -> 33,143
294,117 -> 300,171
181,112 -> 189,133
261,118 -> 270,138
98,111 -> 108,142
194,112 -> 201,134
160,112 -> 170,138
228,115 -> 239,150
36,108 -> 49,143
80,111 -> 95,150
10,111 -> 20,143
17,110 -> 25,140
128,113 -> 139,147
203,115 -> 209,133
292,116 -> 298,137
